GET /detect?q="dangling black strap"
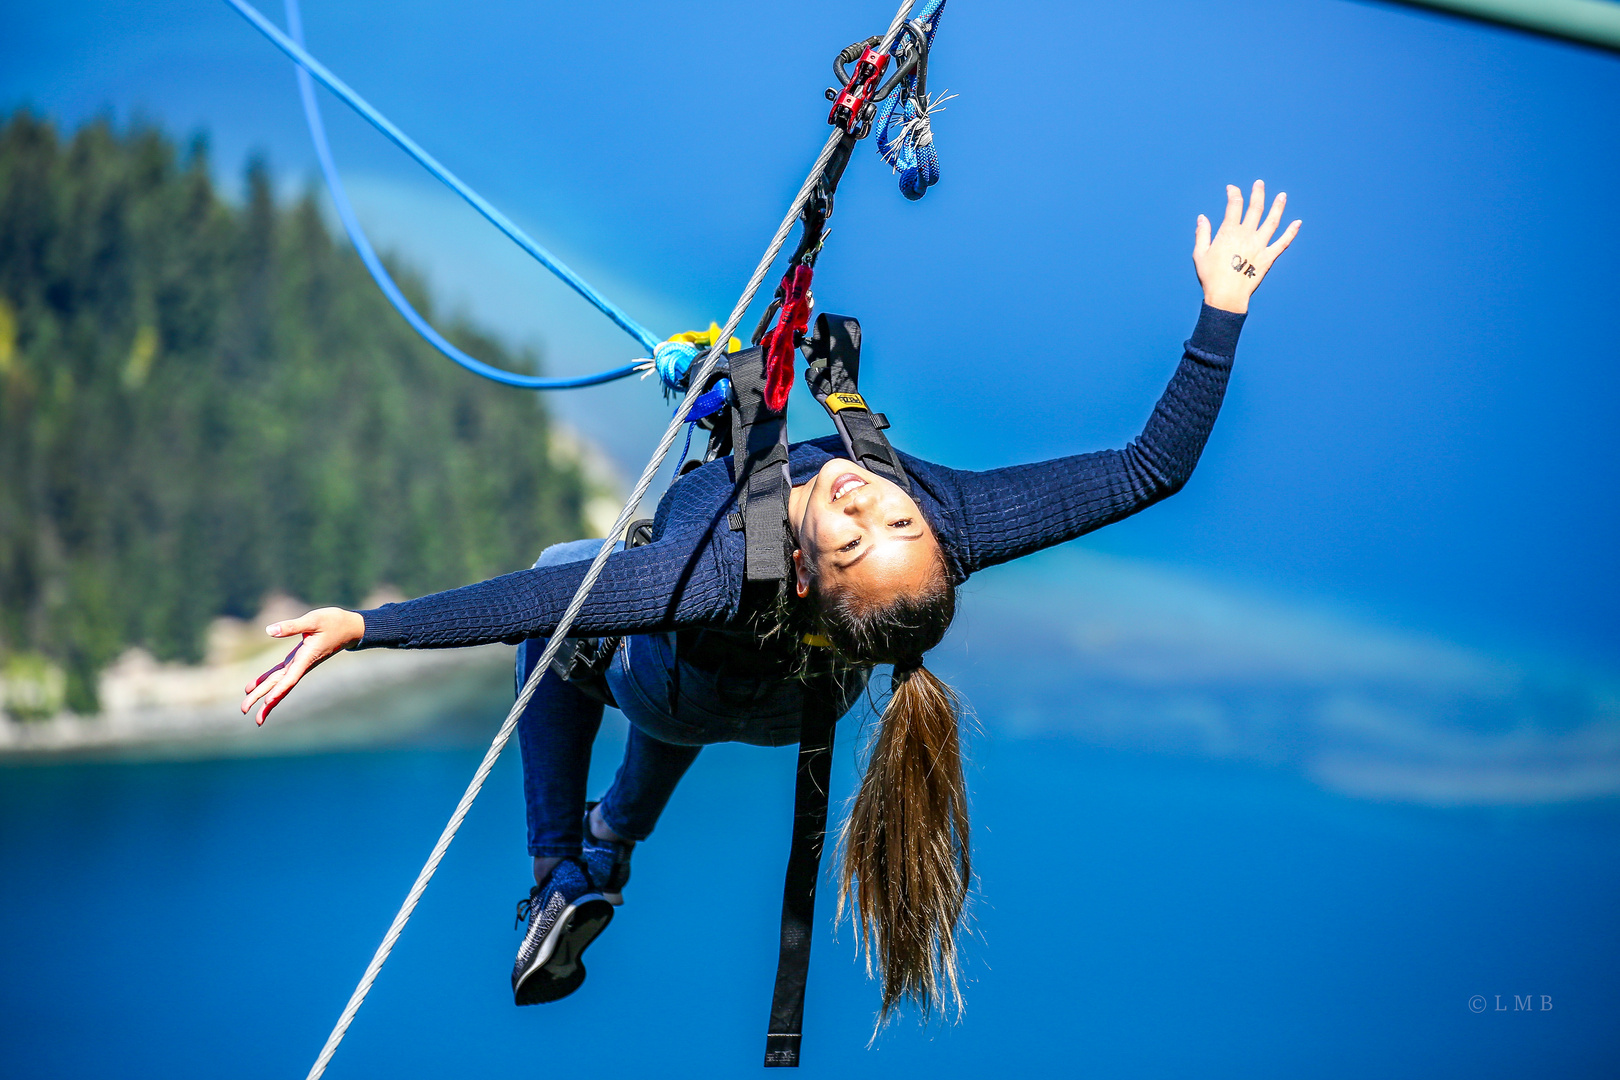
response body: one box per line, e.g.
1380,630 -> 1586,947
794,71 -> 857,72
764,675 -> 840,1068
718,310 -> 905,1066
721,341 -> 836,1066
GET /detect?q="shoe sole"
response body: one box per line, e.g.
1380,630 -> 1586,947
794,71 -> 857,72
512,895 -> 614,1006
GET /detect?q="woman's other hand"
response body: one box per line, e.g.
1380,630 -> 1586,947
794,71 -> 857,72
1194,180 -> 1301,314
239,607 -> 365,726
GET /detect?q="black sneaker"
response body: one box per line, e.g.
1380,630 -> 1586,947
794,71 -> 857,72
511,858 -> 613,1006
582,801 -> 633,906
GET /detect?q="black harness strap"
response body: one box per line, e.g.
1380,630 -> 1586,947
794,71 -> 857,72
726,343 -> 794,588
763,672 -> 839,1068
805,313 -> 912,492
546,517 -> 658,707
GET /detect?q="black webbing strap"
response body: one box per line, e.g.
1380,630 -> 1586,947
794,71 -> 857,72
764,676 -> 840,1068
804,313 -> 912,492
726,344 -> 793,586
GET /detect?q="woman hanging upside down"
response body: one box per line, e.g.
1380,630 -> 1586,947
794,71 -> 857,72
241,181 -> 1300,1020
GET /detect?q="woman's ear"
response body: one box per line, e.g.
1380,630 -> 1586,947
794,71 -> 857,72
792,549 -> 811,598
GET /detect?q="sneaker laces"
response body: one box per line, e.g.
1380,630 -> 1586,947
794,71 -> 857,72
513,886 -> 541,931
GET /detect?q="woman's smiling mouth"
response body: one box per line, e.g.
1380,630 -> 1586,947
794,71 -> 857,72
830,472 -> 867,503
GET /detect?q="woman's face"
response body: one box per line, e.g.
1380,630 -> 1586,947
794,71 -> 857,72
791,457 -> 940,603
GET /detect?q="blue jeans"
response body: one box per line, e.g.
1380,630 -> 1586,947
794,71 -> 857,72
515,539 -> 868,858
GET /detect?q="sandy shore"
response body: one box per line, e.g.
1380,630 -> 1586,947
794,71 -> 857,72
0,600 -> 517,761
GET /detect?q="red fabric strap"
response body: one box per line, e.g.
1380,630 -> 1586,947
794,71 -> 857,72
761,265 -> 813,413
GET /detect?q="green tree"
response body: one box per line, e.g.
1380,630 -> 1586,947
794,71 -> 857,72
0,112 -> 591,713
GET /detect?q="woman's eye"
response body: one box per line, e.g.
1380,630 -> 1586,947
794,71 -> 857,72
889,519 -> 912,529
840,537 -> 861,552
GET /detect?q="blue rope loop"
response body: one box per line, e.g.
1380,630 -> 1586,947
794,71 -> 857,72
652,337 -> 731,471
653,340 -> 701,392
652,334 -> 732,452
874,0 -> 947,201
248,0 -> 656,389
654,339 -> 730,425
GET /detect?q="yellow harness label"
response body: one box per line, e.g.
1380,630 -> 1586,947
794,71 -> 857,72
825,392 -> 868,413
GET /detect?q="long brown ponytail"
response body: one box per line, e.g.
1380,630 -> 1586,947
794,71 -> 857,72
788,546 -> 970,1022
839,659 -> 970,1022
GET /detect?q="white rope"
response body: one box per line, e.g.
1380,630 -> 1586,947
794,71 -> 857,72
303,6 -> 914,1076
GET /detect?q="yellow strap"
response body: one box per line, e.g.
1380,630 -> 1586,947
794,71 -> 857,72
802,633 -> 833,648
824,392 -> 867,414
666,321 -> 741,354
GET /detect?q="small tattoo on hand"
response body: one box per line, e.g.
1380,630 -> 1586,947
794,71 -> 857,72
1230,254 -> 1257,279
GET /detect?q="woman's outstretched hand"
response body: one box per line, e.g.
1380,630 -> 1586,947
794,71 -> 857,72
239,607 -> 366,726
1195,180 -> 1301,314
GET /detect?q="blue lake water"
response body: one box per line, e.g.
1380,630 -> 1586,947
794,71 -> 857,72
3,689 -> 1617,1079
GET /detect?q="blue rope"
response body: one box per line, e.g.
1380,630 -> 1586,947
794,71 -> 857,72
685,379 -> 731,422
671,376 -> 730,472
652,337 -> 729,453
874,0 -> 947,201
652,339 -> 730,432
278,0 -> 641,389
227,0 -> 661,367
647,337 -> 729,464
675,420 -> 699,471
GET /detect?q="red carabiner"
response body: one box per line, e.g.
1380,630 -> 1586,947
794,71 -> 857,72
827,47 -> 891,134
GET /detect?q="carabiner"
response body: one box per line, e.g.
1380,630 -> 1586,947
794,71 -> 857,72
870,21 -> 928,104
827,45 -> 891,134
825,22 -> 930,137
831,35 -> 882,87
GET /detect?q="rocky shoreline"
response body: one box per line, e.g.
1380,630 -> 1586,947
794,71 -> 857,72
0,599 -> 516,761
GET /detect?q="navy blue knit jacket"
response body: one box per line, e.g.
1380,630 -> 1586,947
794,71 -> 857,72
355,305 -> 1244,649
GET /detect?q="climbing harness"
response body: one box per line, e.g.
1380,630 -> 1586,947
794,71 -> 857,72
676,302 -> 912,1066
648,313 -> 909,1067
805,315 -> 911,492
600,311 -> 911,1068
771,316 -> 914,1066
223,1 -> 944,1075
